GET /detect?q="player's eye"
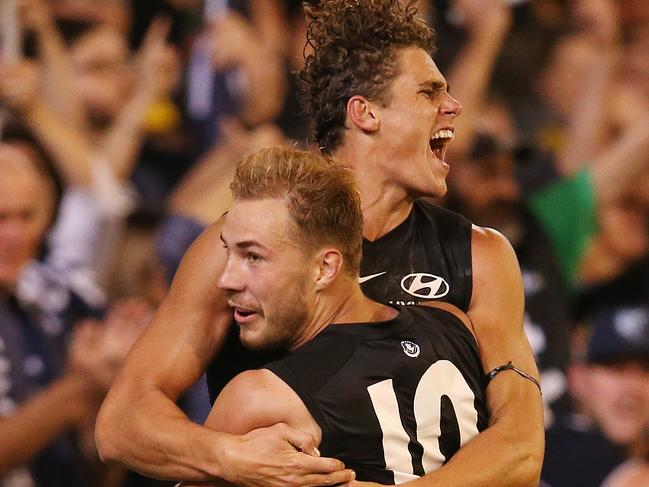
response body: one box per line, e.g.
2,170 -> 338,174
247,252 -> 263,263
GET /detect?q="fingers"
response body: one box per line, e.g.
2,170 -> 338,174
140,16 -> 172,53
105,297 -> 152,331
296,469 -> 356,486
276,422 -> 319,456
0,61 -> 40,112
218,116 -> 247,143
293,452 -> 349,475
275,423 -> 355,484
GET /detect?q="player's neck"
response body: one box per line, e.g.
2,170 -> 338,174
361,189 -> 413,241
291,279 -> 396,349
334,145 -> 414,241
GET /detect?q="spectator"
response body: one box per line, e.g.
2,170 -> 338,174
542,305 -> 649,487
0,141 -> 111,485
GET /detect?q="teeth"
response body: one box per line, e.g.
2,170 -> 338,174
431,129 -> 454,140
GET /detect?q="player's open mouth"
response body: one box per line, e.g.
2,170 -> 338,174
429,129 -> 454,160
232,306 -> 259,323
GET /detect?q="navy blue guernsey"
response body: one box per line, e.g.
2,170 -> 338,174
206,201 -> 474,399
265,306 -> 488,483
360,200 -> 473,310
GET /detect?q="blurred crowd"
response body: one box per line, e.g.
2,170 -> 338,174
0,0 -> 648,486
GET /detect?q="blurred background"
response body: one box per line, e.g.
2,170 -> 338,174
0,0 -> 648,486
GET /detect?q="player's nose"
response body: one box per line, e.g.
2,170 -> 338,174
217,258 -> 245,291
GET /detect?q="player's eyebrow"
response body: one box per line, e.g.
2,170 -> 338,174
419,79 -> 447,91
234,240 -> 265,250
220,233 -> 267,251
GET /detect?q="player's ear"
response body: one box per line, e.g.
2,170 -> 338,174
346,95 -> 380,132
314,248 -> 344,291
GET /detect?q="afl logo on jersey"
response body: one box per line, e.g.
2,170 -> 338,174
401,340 -> 420,358
400,273 -> 449,299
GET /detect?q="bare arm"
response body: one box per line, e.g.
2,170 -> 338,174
96,221 -> 236,480
0,374 -> 93,474
95,221 -> 352,485
210,11 -> 287,126
557,0 -> 621,176
446,0 -> 512,160
590,111 -> 649,207
169,120 -> 286,225
19,0 -> 86,128
183,369 -> 342,487
97,17 -> 179,180
0,61 -> 95,187
0,313 -> 140,474
417,227 -> 544,487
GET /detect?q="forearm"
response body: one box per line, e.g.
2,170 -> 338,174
447,17 -> 510,159
33,15 -> 86,127
24,102 -> 94,187
0,374 -> 91,474
239,54 -> 286,126
592,112 -> 649,205
96,385 -> 234,481
404,377 -> 543,487
169,143 -> 241,225
558,46 -> 618,176
98,89 -> 155,181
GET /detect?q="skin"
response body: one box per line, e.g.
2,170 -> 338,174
571,361 -> 649,446
0,145 -> 131,474
183,193 -> 463,487
96,46 -> 544,486
0,146 -> 54,291
70,25 -> 132,123
610,466 -> 649,487
218,198 -> 314,351
338,48 -> 543,487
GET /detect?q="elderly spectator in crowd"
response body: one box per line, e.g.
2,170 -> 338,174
0,136 -> 148,485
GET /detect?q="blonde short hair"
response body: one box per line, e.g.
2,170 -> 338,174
231,147 -> 363,274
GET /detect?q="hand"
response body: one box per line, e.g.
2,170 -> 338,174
451,0 -> 512,34
100,297 -> 153,363
209,11 -> 258,70
0,61 -> 41,114
223,423 -> 355,487
134,17 -> 180,99
17,0 -> 52,31
67,298 -> 152,392
573,0 -> 620,46
66,319 -> 113,390
219,117 -> 287,154
343,482 -> 384,487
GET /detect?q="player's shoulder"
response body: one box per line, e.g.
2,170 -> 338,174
210,369 -> 298,432
470,224 -> 519,269
468,224 -> 524,318
220,369 -> 283,405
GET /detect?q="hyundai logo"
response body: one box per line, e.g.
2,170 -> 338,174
400,273 -> 449,299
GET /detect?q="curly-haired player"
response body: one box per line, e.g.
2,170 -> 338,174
294,2 -> 545,485
96,1 -> 544,486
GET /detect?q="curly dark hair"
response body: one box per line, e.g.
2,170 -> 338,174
299,0 -> 436,153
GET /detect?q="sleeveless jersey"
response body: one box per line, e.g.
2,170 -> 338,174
207,201 -> 474,400
265,306 -> 488,484
360,200 -> 473,310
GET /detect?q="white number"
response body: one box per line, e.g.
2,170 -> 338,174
367,360 -> 479,483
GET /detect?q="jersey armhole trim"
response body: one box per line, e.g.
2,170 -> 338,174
263,364 -> 331,435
